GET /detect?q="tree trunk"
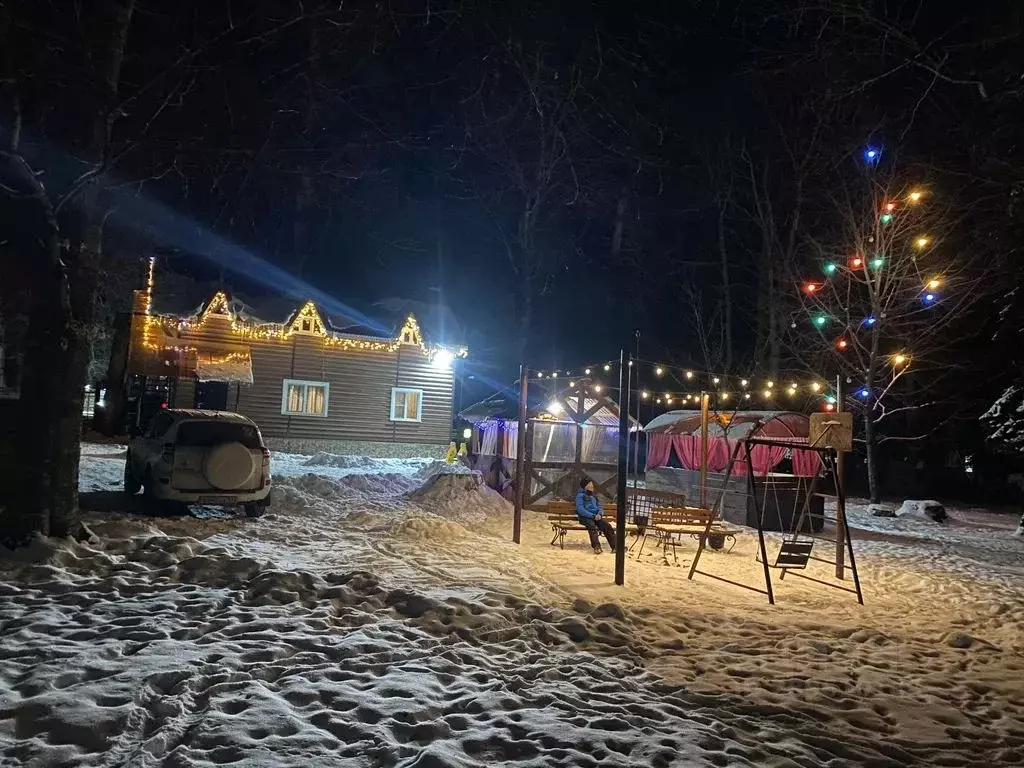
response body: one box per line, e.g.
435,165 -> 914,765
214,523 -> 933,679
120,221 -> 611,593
864,414 -> 881,504
0,155 -> 75,546
717,201 -> 733,370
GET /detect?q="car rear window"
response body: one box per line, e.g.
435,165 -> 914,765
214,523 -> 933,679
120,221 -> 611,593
176,420 -> 262,449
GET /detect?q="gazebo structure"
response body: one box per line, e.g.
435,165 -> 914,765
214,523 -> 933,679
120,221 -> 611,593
461,379 -> 640,506
644,409 -> 825,530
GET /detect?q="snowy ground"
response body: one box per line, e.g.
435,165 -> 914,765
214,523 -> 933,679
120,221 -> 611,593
1,445 -> 1023,766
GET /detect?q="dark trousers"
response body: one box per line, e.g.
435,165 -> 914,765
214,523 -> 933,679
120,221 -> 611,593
580,517 -> 615,550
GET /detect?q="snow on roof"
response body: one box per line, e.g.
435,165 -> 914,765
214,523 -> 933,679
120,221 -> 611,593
644,409 -> 810,437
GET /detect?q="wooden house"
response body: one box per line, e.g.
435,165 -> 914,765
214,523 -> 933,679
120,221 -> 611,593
102,268 -> 467,458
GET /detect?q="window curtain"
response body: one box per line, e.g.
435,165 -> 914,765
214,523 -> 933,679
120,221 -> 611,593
671,435 -> 700,470
791,449 -> 822,476
707,437 -> 732,472
750,442 -> 788,475
504,422 -> 518,459
645,433 -> 674,470
480,423 -> 499,455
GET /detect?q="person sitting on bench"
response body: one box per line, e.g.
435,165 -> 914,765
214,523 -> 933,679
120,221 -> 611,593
575,477 -> 616,554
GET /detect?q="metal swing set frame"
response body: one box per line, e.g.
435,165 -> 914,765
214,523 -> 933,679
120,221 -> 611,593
687,432 -> 864,606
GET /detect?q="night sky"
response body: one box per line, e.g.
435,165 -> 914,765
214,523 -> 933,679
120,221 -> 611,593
2,1 -> 1021,414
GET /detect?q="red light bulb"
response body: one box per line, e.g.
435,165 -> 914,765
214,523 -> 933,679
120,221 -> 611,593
824,403 -> 835,412
851,257 -> 863,268
804,283 -> 818,293
884,202 -> 896,212
837,338 -> 848,350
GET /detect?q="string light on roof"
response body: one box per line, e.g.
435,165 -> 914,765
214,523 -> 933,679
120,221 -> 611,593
537,371 -> 545,378
584,368 -> 591,375
551,372 -> 558,378
603,364 -> 611,371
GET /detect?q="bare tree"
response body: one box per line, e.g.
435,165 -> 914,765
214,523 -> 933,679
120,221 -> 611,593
790,170 -> 989,501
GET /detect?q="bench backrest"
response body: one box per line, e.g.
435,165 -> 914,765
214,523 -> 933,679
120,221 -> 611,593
650,506 -> 715,527
546,500 -> 578,521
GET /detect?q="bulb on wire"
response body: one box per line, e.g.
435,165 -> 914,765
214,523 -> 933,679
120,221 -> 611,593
850,256 -> 863,268
537,371 -> 545,378
859,388 -> 870,398
864,316 -> 877,326
594,384 -> 602,392
879,213 -> 893,225
837,338 -> 849,350
892,354 -> 907,366
721,392 -> 730,400
824,262 -> 838,275
740,379 -> 749,387
826,395 -> 837,404
603,364 -> 611,371
824,403 -> 835,412
884,202 -> 896,212
813,315 -> 828,327
744,393 -> 751,400
655,366 -> 663,376
584,368 -> 591,375
551,372 -> 558,378
927,278 -> 941,290
924,293 -> 937,304
811,382 -> 821,392
909,190 -> 923,203
685,371 -> 694,379
804,282 -> 820,294
870,256 -> 884,269
712,377 -> 720,384
915,236 -> 930,249
641,391 -> 649,399
864,147 -> 881,164
569,381 -> 575,388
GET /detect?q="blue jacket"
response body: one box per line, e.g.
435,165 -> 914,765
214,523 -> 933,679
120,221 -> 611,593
575,489 -> 603,520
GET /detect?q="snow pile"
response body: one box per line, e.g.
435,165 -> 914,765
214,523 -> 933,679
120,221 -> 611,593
407,465 -> 511,524
295,452 -> 433,476
896,499 -> 948,522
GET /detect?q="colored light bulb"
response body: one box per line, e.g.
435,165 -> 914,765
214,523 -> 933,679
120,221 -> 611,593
814,315 -> 827,327
824,262 -> 838,275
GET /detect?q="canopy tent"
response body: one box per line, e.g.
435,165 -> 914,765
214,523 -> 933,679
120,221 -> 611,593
644,410 -> 822,477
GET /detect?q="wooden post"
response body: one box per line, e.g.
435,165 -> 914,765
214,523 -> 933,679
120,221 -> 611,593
835,374 -> 846,579
614,349 -> 629,585
513,365 -> 528,544
699,391 -> 710,508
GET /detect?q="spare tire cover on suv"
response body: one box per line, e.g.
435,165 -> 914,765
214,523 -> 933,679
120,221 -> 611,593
203,442 -> 256,490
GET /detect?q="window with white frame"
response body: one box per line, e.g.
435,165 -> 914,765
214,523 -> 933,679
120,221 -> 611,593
281,379 -> 329,417
390,387 -> 423,422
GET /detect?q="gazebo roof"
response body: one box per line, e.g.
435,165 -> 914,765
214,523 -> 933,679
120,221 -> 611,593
644,409 -> 810,438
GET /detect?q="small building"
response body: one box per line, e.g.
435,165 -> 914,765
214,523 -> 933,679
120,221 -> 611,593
460,379 -> 640,505
102,272 -> 467,458
644,409 -> 824,530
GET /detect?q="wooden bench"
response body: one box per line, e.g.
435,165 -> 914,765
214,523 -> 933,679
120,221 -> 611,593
646,505 -> 741,564
546,500 -> 637,549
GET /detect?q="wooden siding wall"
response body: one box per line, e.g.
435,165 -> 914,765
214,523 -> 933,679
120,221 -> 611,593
159,314 -> 454,446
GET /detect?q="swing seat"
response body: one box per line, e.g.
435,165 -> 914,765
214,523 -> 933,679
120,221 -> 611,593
773,540 -> 813,569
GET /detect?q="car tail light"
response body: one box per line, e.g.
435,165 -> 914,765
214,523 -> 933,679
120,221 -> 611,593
260,447 -> 271,487
161,443 -> 175,461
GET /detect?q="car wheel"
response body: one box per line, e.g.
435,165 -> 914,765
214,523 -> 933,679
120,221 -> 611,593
243,501 -> 268,518
124,456 -> 141,495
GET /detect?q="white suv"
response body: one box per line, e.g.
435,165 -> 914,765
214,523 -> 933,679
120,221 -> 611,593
125,409 -> 272,517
